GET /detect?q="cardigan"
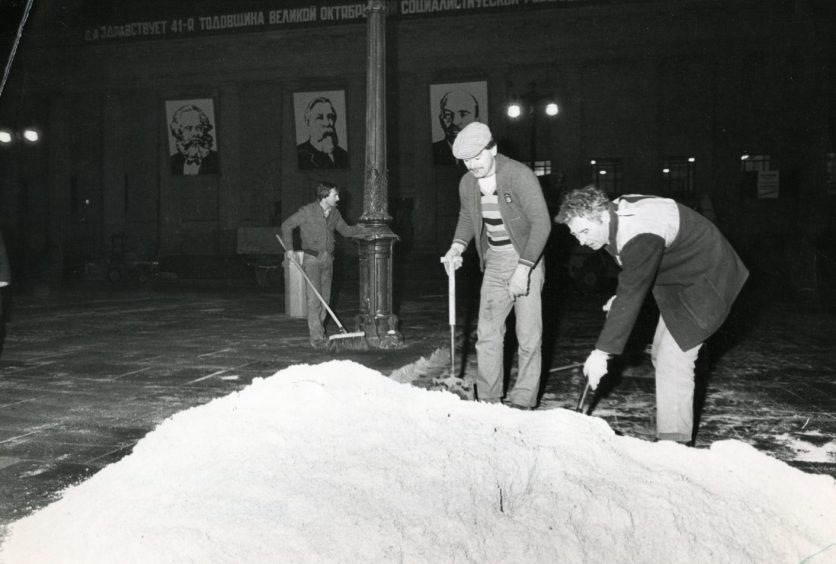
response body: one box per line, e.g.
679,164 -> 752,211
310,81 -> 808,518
452,154 -> 551,269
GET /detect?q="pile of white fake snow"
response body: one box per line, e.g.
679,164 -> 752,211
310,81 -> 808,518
1,360 -> 835,563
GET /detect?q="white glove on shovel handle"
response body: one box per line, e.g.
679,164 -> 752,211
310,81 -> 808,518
583,349 -> 610,390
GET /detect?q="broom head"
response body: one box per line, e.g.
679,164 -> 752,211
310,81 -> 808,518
326,331 -> 369,353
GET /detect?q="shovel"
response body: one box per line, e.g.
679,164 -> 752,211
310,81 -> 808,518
441,256 -> 456,377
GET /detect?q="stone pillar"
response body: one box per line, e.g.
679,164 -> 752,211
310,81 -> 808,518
356,0 -> 403,349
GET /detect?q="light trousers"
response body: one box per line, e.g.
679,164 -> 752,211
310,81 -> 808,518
475,247 -> 544,407
651,315 -> 702,442
302,252 -> 333,344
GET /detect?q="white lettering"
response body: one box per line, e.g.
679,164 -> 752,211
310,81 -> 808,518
199,11 -> 265,31
401,0 -> 517,15
321,4 -> 366,20
270,7 -> 317,24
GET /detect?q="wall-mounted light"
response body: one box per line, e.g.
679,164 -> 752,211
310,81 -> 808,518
506,103 -> 522,119
0,127 -> 42,145
544,102 -> 559,117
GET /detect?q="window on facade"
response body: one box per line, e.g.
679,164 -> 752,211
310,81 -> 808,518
661,156 -> 696,197
740,153 -> 771,172
532,160 -> 552,177
590,158 -> 622,197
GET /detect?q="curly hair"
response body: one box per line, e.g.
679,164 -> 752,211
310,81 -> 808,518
315,181 -> 338,201
554,185 -> 610,224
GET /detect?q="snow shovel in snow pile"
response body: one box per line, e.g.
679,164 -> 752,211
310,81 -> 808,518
275,234 -> 367,352
431,256 -> 474,399
442,255 -> 456,378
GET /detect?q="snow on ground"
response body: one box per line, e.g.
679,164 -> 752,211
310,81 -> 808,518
1,360 -> 835,564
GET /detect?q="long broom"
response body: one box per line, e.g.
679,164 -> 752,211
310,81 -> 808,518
275,234 -> 367,352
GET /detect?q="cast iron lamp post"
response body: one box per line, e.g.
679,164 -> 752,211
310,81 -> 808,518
506,81 -> 558,168
355,0 -> 403,349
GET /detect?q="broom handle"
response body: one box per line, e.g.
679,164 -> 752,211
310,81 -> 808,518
275,234 -> 347,333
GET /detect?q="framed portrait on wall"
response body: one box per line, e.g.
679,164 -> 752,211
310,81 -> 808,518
165,98 -> 219,176
429,81 -> 488,166
293,90 -> 349,170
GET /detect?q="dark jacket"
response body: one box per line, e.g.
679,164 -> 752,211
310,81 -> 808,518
297,141 -> 349,170
597,195 -> 749,353
452,153 -> 551,269
280,201 -> 363,255
170,151 -> 219,175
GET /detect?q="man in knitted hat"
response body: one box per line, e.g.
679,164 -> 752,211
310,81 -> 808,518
440,122 -> 551,409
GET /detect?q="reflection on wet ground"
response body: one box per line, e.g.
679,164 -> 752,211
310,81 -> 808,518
0,281 -> 833,532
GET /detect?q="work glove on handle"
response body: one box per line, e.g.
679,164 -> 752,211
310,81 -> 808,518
440,244 -> 464,273
583,349 -> 610,390
507,264 -> 531,299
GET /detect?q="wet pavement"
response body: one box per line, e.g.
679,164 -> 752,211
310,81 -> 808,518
0,275 -> 834,533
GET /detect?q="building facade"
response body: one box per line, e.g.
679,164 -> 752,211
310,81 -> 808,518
0,0 -> 834,294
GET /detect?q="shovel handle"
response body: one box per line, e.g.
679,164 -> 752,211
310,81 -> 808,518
576,382 -> 590,413
441,257 -> 456,376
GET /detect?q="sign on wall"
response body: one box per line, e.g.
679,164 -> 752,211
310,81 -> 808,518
80,1 -> 613,43
757,170 -> 780,198
293,90 -> 349,170
165,98 -> 219,176
429,81 -> 488,166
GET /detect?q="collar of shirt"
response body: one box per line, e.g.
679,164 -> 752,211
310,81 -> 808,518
477,174 -> 497,196
319,201 -> 331,218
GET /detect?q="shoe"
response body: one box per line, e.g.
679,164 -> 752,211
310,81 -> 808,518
502,399 -> 534,411
310,338 -> 328,349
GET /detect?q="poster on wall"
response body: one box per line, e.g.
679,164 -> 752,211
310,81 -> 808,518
293,90 -> 349,170
429,81 -> 488,166
165,98 -> 219,176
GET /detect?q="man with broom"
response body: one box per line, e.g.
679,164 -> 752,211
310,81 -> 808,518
281,182 -> 369,349
441,122 -> 551,409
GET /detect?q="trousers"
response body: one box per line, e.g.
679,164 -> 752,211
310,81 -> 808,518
652,315 -> 702,442
474,247 -> 544,407
302,252 -> 333,344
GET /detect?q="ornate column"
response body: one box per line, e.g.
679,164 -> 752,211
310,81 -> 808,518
356,0 -> 403,348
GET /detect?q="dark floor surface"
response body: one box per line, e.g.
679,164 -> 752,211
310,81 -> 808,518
0,277 -> 834,534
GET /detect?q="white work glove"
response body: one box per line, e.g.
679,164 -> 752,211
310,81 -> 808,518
0,281 -> 7,287
602,295 -> 616,316
441,244 -> 464,272
583,349 -> 610,390
507,264 -> 531,299
284,250 -> 298,264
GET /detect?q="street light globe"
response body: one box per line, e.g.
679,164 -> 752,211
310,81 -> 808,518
23,128 -> 39,143
545,102 -> 559,116
506,104 -> 522,119
0,130 -> 12,144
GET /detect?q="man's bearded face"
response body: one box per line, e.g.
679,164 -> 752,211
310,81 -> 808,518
174,110 -> 213,163
307,101 -> 339,154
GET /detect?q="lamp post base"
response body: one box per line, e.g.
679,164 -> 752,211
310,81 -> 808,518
356,222 -> 403,349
